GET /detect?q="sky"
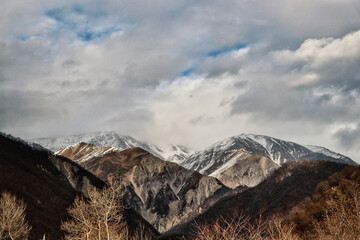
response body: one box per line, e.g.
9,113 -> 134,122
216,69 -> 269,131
1,0 -> 360,161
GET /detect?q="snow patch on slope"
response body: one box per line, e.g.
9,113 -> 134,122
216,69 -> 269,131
56,142 -> 122,163
209,151 -> 247,177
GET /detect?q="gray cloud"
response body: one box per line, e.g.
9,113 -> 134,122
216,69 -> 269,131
1,0 -> 360,161
334,124 -> 360,150
0,89 -> 65,130
230,30 -> 360,124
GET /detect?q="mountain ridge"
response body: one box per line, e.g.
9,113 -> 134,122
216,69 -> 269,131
30,131 -> 194,163
180,133 -> 355,179
32,131 -> 356,190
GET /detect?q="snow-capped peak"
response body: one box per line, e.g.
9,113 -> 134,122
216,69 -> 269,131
30,131 -> 194,163
178,133 -> 356,178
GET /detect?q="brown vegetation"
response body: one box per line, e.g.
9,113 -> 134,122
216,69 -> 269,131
192,165 -> 360,240
193,215 -> 299,240
312,181 -> 360,239
288,165 -> 360,239
0,192 -> 31,240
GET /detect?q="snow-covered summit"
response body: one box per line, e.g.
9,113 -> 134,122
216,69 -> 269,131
30,131 -> 194,163
152,144 -> 195,164
179,133 -> 356,178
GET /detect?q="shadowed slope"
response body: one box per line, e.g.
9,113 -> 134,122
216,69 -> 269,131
0,133 -> 104,239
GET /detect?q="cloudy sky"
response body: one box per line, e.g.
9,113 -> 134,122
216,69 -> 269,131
1,0 -> 360,160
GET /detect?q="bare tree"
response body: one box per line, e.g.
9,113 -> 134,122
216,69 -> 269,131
266,217 -> 300,240
0,191 -> 31,240
128,224 -> 152,240
193,215 -> 264,240
312,181 -> 360,240
62,182 -> 127,240
193,214 -> 299,240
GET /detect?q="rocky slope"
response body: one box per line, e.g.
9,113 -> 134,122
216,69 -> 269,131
30,131 -> 194,163
217,154 -> 279,188
0,132 -> 160,239
57,143 -> 227,232
168,160 -> 349,236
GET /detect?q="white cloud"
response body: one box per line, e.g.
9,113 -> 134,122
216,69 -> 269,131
273,30 -> 360,67
1,0 -> 360,161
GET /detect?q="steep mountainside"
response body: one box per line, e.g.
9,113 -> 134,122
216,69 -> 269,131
31,131 -> 194,163
0,133 -> 160,239
179,134 -> 355,188
58,143 -> 227,232
168,160 -> 349,236
0,133 -> 104,239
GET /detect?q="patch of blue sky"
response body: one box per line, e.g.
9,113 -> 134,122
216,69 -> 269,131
16,35 -> 33,41
44,6 -> 123,42
179,61 -> 201,77
76,26 -> 122,41
71,4 -> 107,19
180,67 -> 195,77
177,42 -> 247,78
45,8 -> 65,22
71,4 -> 84,15
207,43 -> 247,58
45,8 -> 77,32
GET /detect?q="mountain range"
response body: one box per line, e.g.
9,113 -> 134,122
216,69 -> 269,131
6,130 -> 355,239
178,134 -> 356,188
31,132 -> 356,189
31,131 -> 194,163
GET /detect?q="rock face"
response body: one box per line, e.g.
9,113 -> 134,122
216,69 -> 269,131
0,132 -> 160,240
58,143 -> 227,232
169,160 -> 349,236
179,134 -> 355,188
217,154 -> 279,188
30,131 -> 194,163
